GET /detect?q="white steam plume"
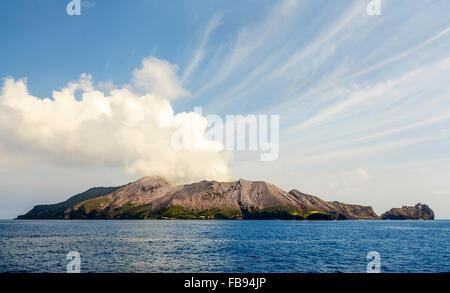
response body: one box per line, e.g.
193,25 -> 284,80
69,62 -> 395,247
0,56 -> 231,183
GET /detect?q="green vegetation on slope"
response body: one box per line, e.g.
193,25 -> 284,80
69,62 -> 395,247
149,205 -> 244,219
241,206 -> 303,220
303,210 -> 331,220
16,186 -> 121,219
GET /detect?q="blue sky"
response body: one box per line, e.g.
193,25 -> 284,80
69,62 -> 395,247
1,0 -> 450,219
0,0 -> 270,102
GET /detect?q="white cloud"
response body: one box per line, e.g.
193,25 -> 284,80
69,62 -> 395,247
182,13 -> 222,83
195,0 -> 304,98
356,168 -> 372,181
289,57 -> 450,132
96,80 -> 116,93
348,26 -> 450,80
132,57 -> 188,100
0,57 -> 231,184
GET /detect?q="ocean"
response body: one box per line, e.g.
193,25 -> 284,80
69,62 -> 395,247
0,220 -> 449,273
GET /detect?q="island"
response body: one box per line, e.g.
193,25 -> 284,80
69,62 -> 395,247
17,176 -> 434,220
381,203 -> 434,220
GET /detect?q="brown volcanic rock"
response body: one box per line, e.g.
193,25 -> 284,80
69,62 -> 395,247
68,178 -> 304,219
381,203 -> 434,220
65,177 -> 379,219
161,179 -> 296,212
98,176 -> 178,208
288,189 -> 378,220
19,176 -> 432,220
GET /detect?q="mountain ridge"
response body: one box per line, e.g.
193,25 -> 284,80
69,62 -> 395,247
17,176 -> 434,220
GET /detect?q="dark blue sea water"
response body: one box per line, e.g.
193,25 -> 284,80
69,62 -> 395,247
0,220 -> 449,273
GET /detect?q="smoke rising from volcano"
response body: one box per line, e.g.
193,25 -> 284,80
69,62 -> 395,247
0,57 -> 231,183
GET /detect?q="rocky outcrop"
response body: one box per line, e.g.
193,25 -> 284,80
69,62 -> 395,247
17,176 -> 434,220
381,203 -> 434,220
